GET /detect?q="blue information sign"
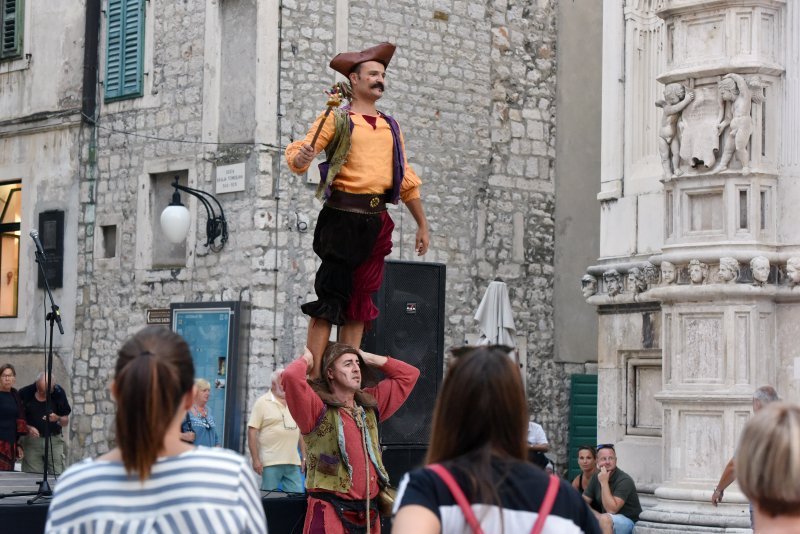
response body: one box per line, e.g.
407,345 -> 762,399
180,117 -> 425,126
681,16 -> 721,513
173,308 -> 232,441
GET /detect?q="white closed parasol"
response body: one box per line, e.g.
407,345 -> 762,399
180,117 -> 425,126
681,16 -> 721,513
474,279 -> 516,347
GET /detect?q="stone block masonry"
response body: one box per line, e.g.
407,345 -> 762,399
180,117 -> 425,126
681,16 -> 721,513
71,0 -> 575,472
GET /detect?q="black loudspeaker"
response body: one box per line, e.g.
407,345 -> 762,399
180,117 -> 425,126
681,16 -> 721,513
262,493 -> 306,533
382,445 -> 428,484
362,260 -> 446,446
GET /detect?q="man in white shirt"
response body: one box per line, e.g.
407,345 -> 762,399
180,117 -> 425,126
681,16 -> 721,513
247,368 -> 306,492
527,420 -> 550,469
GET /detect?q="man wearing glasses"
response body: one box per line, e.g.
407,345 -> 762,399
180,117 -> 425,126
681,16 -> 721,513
583,444 -> 642,534
247,368 -> 306,492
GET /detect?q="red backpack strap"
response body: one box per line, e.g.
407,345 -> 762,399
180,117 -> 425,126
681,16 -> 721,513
427,464 -> 485,534
531,474 -> 561,534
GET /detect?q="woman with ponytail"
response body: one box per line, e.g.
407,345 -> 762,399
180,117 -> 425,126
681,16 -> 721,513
45,326 -> 266,533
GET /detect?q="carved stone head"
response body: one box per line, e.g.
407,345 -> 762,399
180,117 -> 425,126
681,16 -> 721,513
581,274 -> 598,298
688,259 -> 709,285
660,261 -> 676,285
663,83 -> 686,105
787,258 -> 800,286
718,257 -> 740,284
751,256 -> 770,286
603,269 -> 623,297
718,76 -> 739,102
627,267 -> 648,294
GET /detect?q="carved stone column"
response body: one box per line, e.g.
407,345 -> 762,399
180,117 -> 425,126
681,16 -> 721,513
637,2 -> 786,531
587,0 -> 797,532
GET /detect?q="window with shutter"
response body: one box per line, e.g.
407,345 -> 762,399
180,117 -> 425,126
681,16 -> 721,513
104,0 -> 144,101
1,0 -> 23,61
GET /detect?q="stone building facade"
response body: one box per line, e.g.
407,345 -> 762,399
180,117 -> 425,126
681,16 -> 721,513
1,0 -> 603,474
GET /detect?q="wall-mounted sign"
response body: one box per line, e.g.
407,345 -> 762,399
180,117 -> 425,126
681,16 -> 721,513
215,163 -> 246,194
145,308 -> 171,324
170,301 -> 250,452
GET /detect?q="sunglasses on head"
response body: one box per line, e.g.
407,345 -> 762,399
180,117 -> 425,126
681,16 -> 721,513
596,443 -> 615,452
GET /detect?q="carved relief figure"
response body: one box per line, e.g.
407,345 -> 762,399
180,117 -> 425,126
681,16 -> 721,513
627,267 -> 648,294
581,274 -> 598,298
656,83 -> 694,178
661,261 -> 676,285
751,256 -> 770,286
715,73 -> 766,174
718,257 -> 740,284
603,269 -> 623,297
688,259 -> 708,285
786,258 -> 800,287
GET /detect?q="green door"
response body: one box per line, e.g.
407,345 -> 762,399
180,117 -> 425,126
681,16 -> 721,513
568,374 -> 598,481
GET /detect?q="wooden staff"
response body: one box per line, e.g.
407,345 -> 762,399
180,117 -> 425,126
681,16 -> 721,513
310,82 -> 351,148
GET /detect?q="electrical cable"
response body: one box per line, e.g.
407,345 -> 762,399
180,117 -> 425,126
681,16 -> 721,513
80,112 -> 287,152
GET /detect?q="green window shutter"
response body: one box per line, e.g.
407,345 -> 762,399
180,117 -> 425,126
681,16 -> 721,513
1,0 -> 23,60
105,0 -> 143,101
567,374 -> 598,481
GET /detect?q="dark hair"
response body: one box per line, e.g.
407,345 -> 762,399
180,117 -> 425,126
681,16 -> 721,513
426,346 -> 528,504
114,326 -> 194,480
0,363 -> 16,376
577,445 -> 597,459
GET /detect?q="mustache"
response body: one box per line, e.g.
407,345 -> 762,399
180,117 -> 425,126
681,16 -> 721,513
371,82 -> 385,91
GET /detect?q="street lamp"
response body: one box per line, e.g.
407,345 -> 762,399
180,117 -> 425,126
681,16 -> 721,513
159,176 -> 228,252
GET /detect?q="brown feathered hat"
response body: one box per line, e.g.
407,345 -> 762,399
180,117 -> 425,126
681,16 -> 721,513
329,42 -> 396,77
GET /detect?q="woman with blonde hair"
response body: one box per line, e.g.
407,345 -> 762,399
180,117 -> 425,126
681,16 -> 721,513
45,326 -> 265,533
392,346 -> 599,533
188,378 -> 220,447
735,402 -> 800,532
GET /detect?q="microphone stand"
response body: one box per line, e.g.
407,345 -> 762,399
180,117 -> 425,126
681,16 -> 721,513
28,245 -> 63,504
0,246 -> 64,503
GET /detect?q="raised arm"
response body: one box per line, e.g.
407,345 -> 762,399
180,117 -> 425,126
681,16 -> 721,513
361,350 -> 420,422
285,111 -> 336,174
281,349 -> 326,434
664,91 -> 694,114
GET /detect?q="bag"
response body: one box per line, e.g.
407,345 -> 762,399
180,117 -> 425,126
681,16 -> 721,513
427,463 -> 560,534
180,412 -> 193,442
376,485 -> 396,517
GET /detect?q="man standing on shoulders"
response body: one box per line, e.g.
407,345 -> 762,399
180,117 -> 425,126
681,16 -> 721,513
285,42 -> 430,379
283,343 -> 419,533
247,368 -> 305,492
19,372 -> 71,475
583,444 -> 641,534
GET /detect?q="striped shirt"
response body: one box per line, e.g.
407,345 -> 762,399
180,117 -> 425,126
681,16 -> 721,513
45,447 -> 267,533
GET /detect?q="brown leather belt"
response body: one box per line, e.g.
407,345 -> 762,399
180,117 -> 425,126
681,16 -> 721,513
325,189 -> 390,214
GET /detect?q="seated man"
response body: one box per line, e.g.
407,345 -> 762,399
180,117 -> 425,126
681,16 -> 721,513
583,444 -> 641,534
526,420 -> 550,469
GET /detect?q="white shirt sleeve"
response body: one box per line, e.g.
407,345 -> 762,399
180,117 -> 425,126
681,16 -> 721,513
527,422 -> 548,445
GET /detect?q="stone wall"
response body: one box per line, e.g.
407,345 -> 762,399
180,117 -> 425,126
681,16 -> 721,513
72,0 -> 212,456
69,0 -> 576,469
